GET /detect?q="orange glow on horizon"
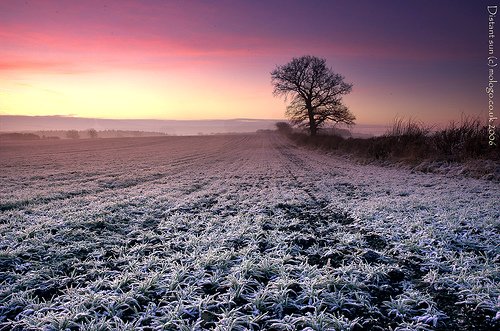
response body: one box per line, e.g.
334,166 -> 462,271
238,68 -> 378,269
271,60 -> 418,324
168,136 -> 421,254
0,66 -> 287,121
0,1 -> 485,126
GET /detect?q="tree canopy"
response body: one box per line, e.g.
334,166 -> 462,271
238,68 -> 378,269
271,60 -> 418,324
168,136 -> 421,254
271,55 -> 355,136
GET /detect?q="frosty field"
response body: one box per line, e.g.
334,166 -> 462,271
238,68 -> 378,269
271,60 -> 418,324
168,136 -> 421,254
0,133 -> 498,330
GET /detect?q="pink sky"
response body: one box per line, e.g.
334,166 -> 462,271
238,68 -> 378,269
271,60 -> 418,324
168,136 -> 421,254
0,0 -> 487,125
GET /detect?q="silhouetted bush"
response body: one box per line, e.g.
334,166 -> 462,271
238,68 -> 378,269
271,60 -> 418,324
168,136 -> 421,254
432,117 -> 490,161
275,122 -> 293,134
87,128 -> 98,139
66,130 -> 80,139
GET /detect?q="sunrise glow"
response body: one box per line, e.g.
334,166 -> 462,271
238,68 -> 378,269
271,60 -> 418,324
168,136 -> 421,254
0,1 -> 487,125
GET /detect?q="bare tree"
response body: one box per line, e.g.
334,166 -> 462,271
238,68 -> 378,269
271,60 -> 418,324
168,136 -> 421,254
271,55 -> 355,136
87,128 -> 98,139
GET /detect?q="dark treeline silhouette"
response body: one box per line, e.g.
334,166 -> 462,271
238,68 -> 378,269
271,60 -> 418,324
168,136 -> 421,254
277,117 -> 499,165
0,133 -> 41,140
0,130 -> 169,140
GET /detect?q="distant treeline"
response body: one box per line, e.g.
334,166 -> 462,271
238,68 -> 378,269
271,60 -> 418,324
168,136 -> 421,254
0,129 -> 168,140
0,133 -> 43,140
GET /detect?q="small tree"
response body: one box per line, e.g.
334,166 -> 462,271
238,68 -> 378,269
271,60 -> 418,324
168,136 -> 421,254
66,130 -> 80,139
271,55 -> 355,136
87,128 -> 98,139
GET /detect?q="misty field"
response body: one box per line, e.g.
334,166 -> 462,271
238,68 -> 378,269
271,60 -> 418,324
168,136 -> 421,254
0,134 -> 498,330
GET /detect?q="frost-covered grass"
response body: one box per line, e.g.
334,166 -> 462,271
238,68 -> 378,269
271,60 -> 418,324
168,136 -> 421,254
0,134 -> 498,330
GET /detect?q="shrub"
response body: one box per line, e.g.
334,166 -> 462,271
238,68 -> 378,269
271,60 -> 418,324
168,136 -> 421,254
66,130 -> 80,139
275,122 -> 293,135
432,117 -> 492,161
87,128 -> 98,139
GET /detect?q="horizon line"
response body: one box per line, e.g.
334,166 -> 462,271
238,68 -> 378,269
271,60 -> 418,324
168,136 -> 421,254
0,114 -> 394,127
0,114 -> 285,122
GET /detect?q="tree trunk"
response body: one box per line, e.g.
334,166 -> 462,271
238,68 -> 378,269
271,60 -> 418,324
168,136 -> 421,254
310,123 -> 317,136
307,106 -> 317,136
